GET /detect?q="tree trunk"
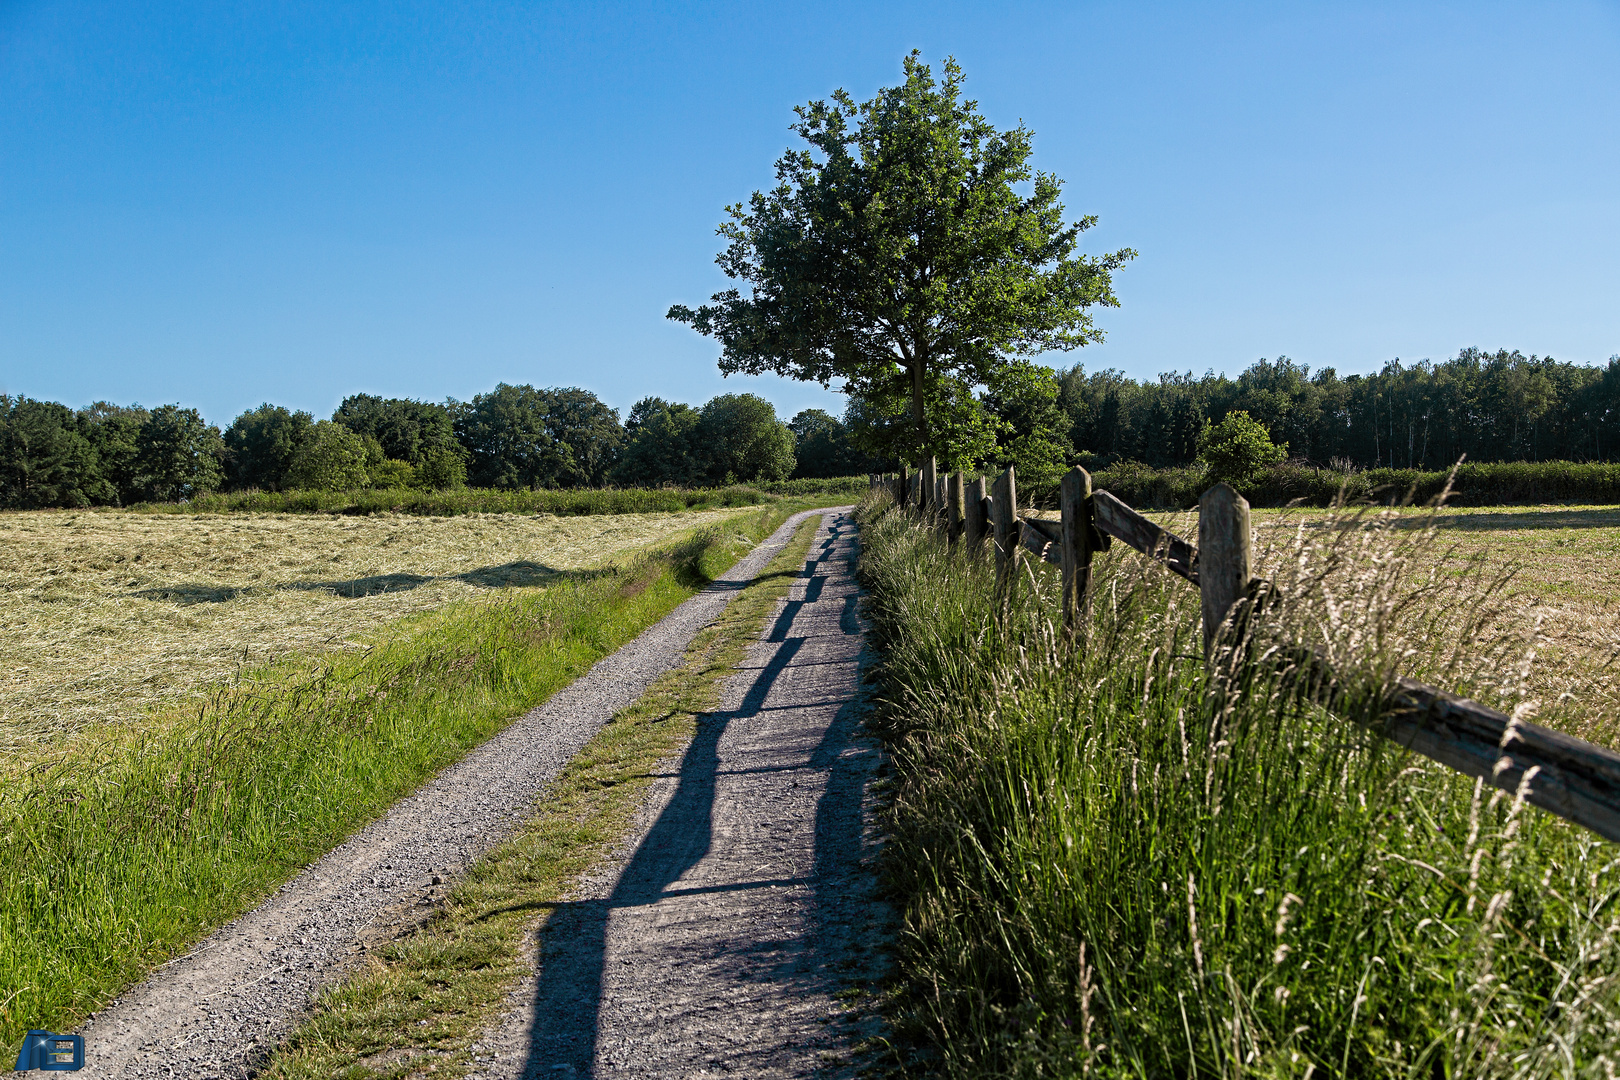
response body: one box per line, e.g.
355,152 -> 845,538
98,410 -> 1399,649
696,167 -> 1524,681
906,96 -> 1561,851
909,360 -> 929,465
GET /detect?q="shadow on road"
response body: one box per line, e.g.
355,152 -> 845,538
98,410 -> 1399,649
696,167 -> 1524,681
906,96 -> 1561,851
517,517 -> 874,1078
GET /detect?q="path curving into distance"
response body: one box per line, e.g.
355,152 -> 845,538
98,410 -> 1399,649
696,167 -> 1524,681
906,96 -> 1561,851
466,509 -> 891,1079
73,507 -> 847,1080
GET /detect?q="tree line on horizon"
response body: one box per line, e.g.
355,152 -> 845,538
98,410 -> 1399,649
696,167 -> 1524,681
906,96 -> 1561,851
4,346 -> 1618,511
0,384 -> 880,510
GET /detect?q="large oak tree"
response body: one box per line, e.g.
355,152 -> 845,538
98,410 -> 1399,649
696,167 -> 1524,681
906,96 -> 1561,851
669,53 -> 1134,463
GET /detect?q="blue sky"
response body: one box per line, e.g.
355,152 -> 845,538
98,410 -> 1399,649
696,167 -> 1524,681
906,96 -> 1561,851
2,1 -> 1617,427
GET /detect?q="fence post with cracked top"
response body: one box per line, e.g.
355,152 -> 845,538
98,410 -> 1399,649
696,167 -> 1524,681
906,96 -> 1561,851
1059,467 -> 1095,639
1198,482 -> 1253,658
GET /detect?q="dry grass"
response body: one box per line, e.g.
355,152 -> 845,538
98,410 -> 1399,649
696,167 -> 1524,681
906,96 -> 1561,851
1024,500 -> 1620,741
0,508 -> 753,756
1249,503 -> 1620,742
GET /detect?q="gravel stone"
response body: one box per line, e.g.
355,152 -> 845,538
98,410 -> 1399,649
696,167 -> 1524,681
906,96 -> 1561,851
72,508 -> 838,1080
464,509 -> 890,1079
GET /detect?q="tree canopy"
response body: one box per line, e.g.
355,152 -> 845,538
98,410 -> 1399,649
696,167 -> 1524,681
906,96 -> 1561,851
668,52 -> 1134,464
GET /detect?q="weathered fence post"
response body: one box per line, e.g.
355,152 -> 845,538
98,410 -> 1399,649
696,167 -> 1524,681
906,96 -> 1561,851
1059,467 -> 1095,638
1198,482 -> 1253,657
897,463 -> 909,510
946,472 -> 965,545
965,476 -> 988,550
991,467 -> 1019,593
920,457 -> 937,516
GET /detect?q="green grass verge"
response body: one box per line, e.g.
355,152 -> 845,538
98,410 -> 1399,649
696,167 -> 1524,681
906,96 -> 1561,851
254,516 -> 825,1078
0,502 -> 829,1055
856,496 -> 1620,1078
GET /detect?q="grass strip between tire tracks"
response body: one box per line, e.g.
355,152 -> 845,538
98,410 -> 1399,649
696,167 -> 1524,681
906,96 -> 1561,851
0,502 -> 828,1057
255,516 -> 826,1078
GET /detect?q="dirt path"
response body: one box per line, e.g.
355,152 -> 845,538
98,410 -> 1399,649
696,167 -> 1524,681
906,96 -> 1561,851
72,508 -> 840,1080
466,510 -> 889,1079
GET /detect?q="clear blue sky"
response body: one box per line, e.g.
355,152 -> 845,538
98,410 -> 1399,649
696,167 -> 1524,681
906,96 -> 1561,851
3,1 -> 1617,428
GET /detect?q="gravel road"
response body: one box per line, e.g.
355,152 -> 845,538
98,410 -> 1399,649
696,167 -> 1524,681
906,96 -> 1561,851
70,508 -> 839,1080
465,509 -> 890,1079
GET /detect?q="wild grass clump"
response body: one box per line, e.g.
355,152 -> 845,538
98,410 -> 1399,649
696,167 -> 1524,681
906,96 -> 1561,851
127,485 -> 774,516
0,509 -> 788,1050
857,494 -> 1620,1077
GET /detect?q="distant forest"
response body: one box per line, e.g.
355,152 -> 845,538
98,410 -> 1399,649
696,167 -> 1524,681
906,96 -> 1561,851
0,385 -> 874,510
1064,348 -> 1620,471
2,347 -> 1617,510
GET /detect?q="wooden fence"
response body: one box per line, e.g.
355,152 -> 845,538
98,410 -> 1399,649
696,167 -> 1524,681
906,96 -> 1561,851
869,463 -> 1620,845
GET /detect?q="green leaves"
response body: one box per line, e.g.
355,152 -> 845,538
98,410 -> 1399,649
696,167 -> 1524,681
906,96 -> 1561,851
669,52 -> 1134,459
1197,410 -> 1288,488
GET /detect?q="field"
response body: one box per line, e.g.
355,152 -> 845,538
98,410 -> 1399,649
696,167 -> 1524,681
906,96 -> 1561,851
1256,503 -> 1620,742
860,494 -> 1620,1077
1,501 -> 828,1049
0,507 -> 755,757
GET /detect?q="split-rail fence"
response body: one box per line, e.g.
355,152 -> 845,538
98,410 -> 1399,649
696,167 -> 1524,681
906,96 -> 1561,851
868,460 -> 1620,845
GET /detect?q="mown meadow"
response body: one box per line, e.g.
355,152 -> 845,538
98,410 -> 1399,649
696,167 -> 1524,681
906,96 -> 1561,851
0,498 -> 829,1052
857,491 -> 1620,1077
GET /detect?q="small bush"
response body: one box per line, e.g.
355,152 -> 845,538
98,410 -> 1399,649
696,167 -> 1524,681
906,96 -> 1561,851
1197,409 -> 1287,487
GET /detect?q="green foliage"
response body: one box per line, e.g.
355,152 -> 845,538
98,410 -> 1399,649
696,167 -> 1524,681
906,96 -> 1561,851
333,395 -> 461,465
698,393 -> 795,484
286,420 -> 370,491
368,458 -> 417,489
224,403 -> 313,492
1197,409 -> 1287,487
845,375 -> 999,473
669,52 -> 1132,459
614,398 -> 707,487
786,409 -> 872,479
983,361 -> 1072,498
78,402 -> 149,505
135,404 -> 225,502
1063,351 -> 1620,471
0,396 -> 111,509
416,446 -> 468,490
614,393 -> 794,486
454,383 -> 624,490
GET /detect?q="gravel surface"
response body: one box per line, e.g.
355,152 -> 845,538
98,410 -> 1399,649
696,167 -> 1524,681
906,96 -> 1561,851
70,509 -> 836,1080
465,509 -> 890,1079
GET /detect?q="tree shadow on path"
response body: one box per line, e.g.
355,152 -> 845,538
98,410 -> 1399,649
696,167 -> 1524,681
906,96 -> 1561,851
518,516 -> 875,1078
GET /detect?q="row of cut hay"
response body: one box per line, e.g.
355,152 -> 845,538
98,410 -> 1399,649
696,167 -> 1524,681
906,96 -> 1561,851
856,493 -> 1620,1077
0,510 -> 787,1051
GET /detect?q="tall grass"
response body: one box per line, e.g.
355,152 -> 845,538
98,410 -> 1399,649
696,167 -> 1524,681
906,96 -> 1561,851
0,509 -> 787,1050
857,495 -> 1620,1077
126,484 -> 776,516
1092,459 -> 1620,509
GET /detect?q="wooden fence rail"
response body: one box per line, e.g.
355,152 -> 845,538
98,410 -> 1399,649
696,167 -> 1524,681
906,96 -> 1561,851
867,463 -> 1620,844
